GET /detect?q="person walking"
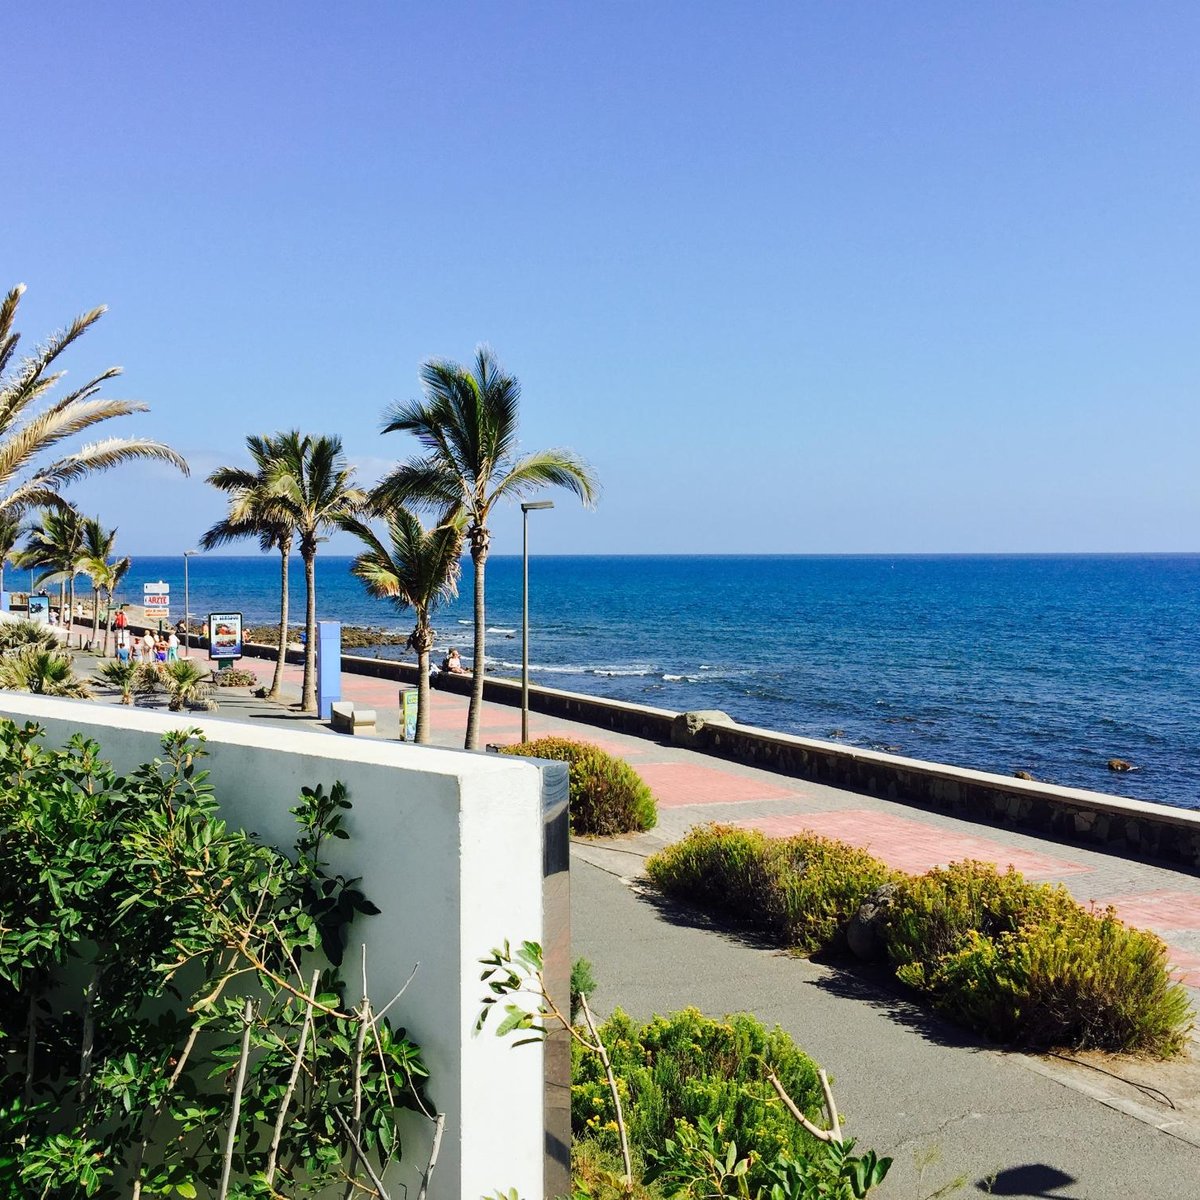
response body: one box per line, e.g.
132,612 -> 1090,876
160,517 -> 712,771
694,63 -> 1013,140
167,630 -> 179,662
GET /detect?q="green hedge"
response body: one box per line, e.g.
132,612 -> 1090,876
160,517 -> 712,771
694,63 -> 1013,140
645,824 -> 896,954
645,825 -> 1193,1056
886,862 -> 1193,1056
573,1008 -> 824,1194
500,736 -> 657,835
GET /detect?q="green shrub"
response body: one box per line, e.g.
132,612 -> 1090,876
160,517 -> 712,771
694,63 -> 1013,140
885,861 -> 1193,1055
573,1008 -> 825,1195
500,736 -> 657,835
646,824 -> 896,955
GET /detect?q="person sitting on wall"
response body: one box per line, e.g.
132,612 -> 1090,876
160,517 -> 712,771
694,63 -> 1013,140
441,648 -> 469,674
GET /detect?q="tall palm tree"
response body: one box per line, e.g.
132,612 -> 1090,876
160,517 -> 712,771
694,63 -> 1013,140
14,506 -> 84,638
201,434 -> 296,700
79,518 -> 119,650
340,507 -> 463,743
374,347 -> 599,749
0,283 -> 188,518
266,433 -> 366,712
100,555 -> 131,657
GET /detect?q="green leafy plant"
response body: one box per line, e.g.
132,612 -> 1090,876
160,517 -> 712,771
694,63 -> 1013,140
885,861 -> 1193,1055
499,736 -> 657,835
0,617 -> 61,653
0,721 -> 433,1198
646,825 -> 895,954
156,657 -> 216,711
94,660 -> 159,704
0,643 -> 91,696
478,941 -> 890,1200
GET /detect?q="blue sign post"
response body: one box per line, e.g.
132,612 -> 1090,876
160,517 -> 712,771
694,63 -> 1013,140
316,620 -> 342,720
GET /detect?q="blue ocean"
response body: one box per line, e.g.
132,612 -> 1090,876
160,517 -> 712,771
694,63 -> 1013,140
112,554 -> 1200,810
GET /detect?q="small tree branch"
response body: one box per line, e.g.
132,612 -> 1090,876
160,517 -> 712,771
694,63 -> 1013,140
766,1069 -> 837,1143
578,992 -> 633,1199
817,1067 -> 842,1143
266,970 -> 320,1187
217,999 -> 255,1200
416,1112 -> 446,1200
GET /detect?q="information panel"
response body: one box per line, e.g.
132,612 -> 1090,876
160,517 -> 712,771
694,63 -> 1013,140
207,612 -> 244,660
144,581 -> 170,619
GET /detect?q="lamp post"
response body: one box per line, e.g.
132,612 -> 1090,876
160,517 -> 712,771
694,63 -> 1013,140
521,500 -> 554,743
183,550 -> 197,656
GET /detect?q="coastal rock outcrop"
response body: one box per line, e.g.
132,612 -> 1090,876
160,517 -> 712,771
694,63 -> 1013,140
1107,758 -> 1136,772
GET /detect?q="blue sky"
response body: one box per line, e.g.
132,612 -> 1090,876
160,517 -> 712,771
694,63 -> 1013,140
4,2 -> 1197,555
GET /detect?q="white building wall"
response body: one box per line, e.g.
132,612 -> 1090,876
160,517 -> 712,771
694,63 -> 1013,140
0,694 -> 551,1200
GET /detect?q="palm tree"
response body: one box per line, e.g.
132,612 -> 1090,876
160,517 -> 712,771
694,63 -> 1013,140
95,660 -> 157,706
0,283 -> 188,518
100,555 -> 131,657
160,659 -> 215,712
374,347 -> 599,749
266,433 -> 366,713
201,434 -> 295,701
0,512 -> 20,605
79,518 -> 119,650
14,506 -> 84,638
340,507 -> 463,743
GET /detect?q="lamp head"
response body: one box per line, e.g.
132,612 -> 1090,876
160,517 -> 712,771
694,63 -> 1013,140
521,500 -> 555,513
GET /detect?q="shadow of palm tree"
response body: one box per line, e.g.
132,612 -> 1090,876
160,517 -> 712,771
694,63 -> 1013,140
979,1163 -> 1080,1197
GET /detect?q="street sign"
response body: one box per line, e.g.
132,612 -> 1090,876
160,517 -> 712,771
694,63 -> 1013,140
144,581 -> 170,618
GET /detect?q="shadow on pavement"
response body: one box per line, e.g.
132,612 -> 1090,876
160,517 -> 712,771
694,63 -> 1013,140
980,1163 -> 1080,1197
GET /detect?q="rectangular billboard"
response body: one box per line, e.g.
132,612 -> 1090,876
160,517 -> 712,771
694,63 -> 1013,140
208,612 -> 243,660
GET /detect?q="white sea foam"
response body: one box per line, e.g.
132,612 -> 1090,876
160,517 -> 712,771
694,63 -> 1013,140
486,627 -> 517,634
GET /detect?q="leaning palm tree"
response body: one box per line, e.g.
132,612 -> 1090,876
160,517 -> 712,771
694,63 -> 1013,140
14,506 -> 84,638
0,283 -> 188,519
201,434 -> 296,701
340,507 -> 463,743
266,433 -> 366,713
0,645 -> 91,698
374,347 -> 599,749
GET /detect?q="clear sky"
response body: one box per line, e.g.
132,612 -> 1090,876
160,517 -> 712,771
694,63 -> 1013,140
4,2 -> 1198,556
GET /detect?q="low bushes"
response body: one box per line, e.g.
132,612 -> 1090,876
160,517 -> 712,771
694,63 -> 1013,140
645,824 -> 896,954
646,826 -> 1193,1056
500,736 -> 657,835
573,1008 -> 826,1195
887,862 -> 1193,1056
208,666 -> 258,687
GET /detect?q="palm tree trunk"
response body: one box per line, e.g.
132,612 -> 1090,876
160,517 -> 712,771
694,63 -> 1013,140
466,546 -> 487,750
91,586 -> 101,647
102,590 -> 112,657
301,547 -> 317,712
58,580 -> 66,628
68,576 -> 77,647
416,646 -> 430,744
270,538 -> 291,699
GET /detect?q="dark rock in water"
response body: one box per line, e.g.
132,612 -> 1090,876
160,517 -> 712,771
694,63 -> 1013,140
1013,770 -> 1034,781
829,729 -> 845,739
847,883 -> 899,962
1108,758 -> 1136,772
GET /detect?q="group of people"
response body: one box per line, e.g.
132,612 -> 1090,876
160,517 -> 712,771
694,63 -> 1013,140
112,609 -> 180,666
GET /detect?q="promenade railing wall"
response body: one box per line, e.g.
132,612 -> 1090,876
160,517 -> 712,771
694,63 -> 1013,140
0,692 -> 565,1200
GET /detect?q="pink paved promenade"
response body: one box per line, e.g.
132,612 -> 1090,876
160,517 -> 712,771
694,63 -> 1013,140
189,653 -> 1200,990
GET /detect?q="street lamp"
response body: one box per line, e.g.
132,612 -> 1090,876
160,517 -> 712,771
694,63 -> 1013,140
183,550 -> 198,656
521,500 -> 554,743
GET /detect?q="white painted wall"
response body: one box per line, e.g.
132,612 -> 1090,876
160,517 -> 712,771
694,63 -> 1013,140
0,694 -> 553,1200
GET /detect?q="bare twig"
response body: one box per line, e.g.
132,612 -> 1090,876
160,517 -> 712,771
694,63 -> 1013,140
817,1068 -> 842,1142
331,1107 -> 392,1200
266,969 -> 320,1187
416,1112 -> 446,1200
217,999 -> 255,1200
578,992 -> 633,1200
342,991 -> 372,1199
766,1069 -> 840,1144
372,961 -> 420,1024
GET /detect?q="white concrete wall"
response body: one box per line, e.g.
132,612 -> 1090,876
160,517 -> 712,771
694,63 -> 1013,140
0,694 -> 551,1200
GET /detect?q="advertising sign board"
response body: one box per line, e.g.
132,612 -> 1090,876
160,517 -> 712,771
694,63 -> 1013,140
401,687 -> 418,742
208,612 -> 244,661
27,594 -> 50,626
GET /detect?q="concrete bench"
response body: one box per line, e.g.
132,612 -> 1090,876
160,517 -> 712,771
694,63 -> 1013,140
330,701 -> 376,734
